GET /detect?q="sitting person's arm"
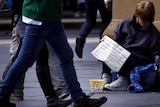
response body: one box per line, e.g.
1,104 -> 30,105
155,55 -> 160,71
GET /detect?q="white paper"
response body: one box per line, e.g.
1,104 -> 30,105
91,35 -> 131,71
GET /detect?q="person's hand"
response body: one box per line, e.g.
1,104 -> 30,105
155,55 -> 160,72
104,0 -> 112,11
156,61 -> 160,72
155,56 -> 160,79
100,35 -> 107,42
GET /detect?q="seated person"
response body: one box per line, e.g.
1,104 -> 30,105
102,1 -> 160,91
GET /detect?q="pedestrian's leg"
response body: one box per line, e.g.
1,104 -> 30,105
98,0 -> 112,87
47,22 -> 107,106
98,0 -> 112,38
36,43 -> 72,107
36,43 -> 56,98
47,43 -> 69,99
2,26 -> 25,100
0,24 -> 47,106
75,0 -> 97,58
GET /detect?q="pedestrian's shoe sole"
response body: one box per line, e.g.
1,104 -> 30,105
87,96 -> 107,107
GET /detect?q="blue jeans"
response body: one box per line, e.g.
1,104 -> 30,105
6,20 -> 26,95
0,22 -> 83,101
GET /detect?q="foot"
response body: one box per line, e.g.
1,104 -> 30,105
73,94 -> 107,107
104,76 -> 128,91
102,73 -> 112,85
10,91 -> 23,100
58,92 -> 69,99
75,37 -> 85,58
55,88 -> 69,99
47,97 -> 72,107
86,96 -> 107,107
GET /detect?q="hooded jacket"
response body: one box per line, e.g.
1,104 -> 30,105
114,16 -> 160,64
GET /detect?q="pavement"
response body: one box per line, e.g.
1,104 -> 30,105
0,17 -> 160,107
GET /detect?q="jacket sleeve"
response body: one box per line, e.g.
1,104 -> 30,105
113,21 -> 126,46
155,55 -> 160,71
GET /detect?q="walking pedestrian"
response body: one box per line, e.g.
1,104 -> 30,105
0,0 -> 107,107
75,0 -> 112,85
1,18 -> 70,106
75,0 -> 112,58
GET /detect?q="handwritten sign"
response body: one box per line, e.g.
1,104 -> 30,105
91,35 -> 131,71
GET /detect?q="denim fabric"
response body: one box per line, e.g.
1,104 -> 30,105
0,22 -> 83,101
79,0 -> 112,78
9,20 -> 26,94
127,63 -> 157,93
79,0 -> 112,38
127,84 -> 143,93
10,18 -> 67,96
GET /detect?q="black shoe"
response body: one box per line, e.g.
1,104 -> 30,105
0,100 -> 16,107
55,88 -> 70,99
58,92 -> 69,99
47,97 -> 72,107
73,94 -> 107,107
10,91 -> 23,100
86,96 -> 107,107
75,37 -> 85,58
73,94 -> 89,107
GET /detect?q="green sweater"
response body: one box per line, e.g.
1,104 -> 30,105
22,0 -> 63,22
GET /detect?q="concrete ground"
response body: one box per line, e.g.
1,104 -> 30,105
0,19 -> 160,107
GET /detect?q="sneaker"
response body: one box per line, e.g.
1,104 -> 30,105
102,73 -> 112,84
55,88 -> 70,99
0,100 -> 16,107
75,37 -> 86,58
104,76 -> 128,91
58,92 -> 69,99
47,97 -> 72,107
10,91 -> 23,100
73,94 -> 107,107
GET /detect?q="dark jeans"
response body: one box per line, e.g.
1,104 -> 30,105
102,54 -> 152,78
79,0 -> 112,38
0,22 -> 83,102
36,43 -> 56,97
2,42 -> 57,97
79,0 -> 112,77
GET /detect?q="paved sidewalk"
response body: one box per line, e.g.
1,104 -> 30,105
1,28 -> 160,107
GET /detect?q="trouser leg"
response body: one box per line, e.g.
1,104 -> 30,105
2,26 -> 25,98
36,43 -> 57,98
